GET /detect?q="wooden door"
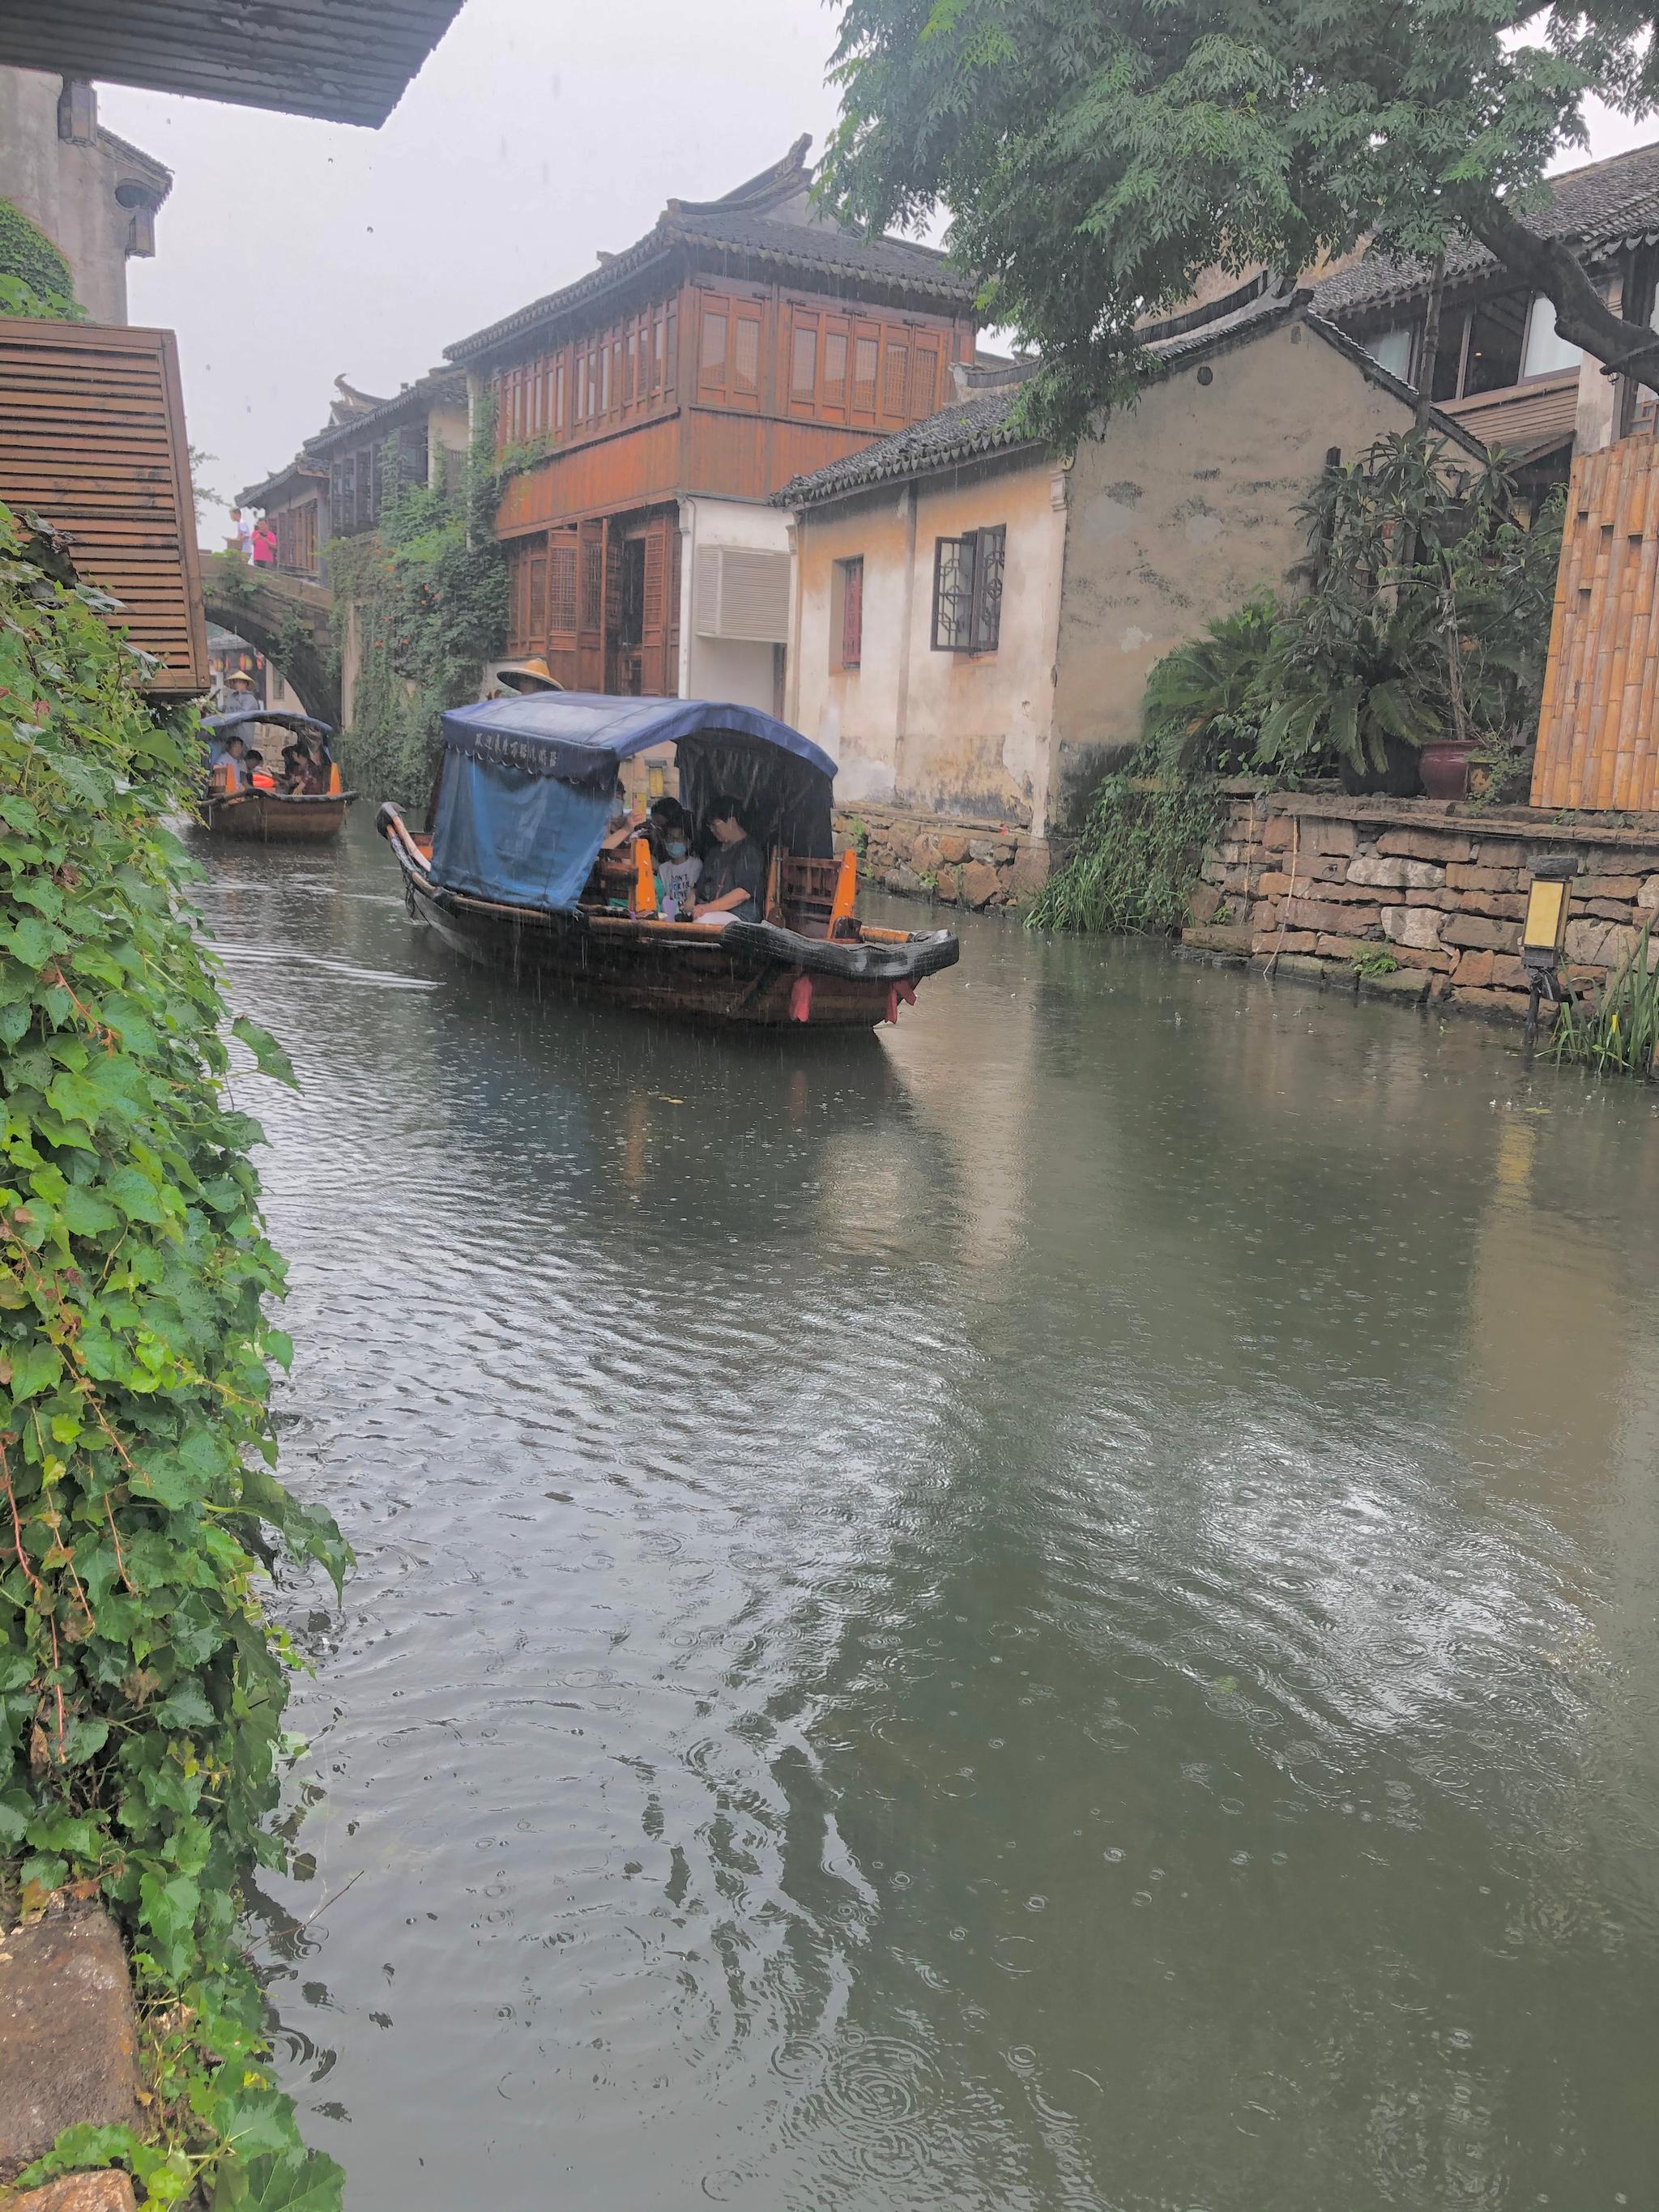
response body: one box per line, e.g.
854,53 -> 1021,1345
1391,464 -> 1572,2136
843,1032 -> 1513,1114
639,513 -> 675,696
603,521 -> 625,692
547,527 -> 579,689
577,518 -> 605,692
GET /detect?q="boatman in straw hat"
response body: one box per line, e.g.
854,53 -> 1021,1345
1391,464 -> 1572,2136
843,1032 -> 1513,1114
484,656 -> 563,699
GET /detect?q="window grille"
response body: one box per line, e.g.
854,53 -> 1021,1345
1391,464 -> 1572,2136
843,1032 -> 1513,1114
931,526 -> 1005,653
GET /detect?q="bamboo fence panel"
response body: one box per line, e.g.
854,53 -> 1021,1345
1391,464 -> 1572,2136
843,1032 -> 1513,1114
1532,435 -> 1659,811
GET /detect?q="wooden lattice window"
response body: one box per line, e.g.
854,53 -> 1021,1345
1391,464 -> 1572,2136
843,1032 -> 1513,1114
838,556 -> 864,670
823,331 -> 848,410
791,323 -> 818,402
548,538 -> 578,634
700,306 -> 727,392
910,339 -> 941,418
931,526 -> 1005,654
883,340 -> 909,417
853,335 -> 879,413
580,531 -> 603,632
733,311 -> 761,397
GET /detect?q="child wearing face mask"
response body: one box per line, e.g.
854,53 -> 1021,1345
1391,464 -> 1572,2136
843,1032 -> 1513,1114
649,796 -> 702,919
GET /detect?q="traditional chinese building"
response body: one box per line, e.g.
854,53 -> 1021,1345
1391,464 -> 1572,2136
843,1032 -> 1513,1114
443,137 -> 979,712
238,367 -> 470,580
780,289 -> 1486,874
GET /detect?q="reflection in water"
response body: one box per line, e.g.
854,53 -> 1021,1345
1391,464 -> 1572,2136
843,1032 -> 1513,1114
199,824 -> 1659,2211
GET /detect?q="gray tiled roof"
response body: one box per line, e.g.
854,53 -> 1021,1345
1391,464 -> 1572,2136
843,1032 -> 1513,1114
671,206 -> 969,292
446,146 -> 973,364
778,289 -> 1294,507
778,292 -> 1486,507
301,369 -> 467,457
1313,138 -> 1659,322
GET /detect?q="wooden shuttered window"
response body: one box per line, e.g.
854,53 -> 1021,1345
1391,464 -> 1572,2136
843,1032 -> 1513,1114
776,305 -> 950,428
493,296 -> 677,455
275,500 -> 319,574
931,526 -> 1005,654
0,318 -> 207,693
697,293 -> 765,409
638,511 -> 676,695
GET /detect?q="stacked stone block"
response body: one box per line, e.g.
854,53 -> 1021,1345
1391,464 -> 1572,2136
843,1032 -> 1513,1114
1187,791 -> 1659,1019
832,803 -> 1051,911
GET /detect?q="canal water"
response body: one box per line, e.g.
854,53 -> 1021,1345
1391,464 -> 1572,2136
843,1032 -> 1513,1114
199,822 -> 1659,2212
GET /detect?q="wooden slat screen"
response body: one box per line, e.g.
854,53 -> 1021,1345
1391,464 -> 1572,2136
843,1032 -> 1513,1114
0,318 -> 207,695
1532,434 -> 1659,812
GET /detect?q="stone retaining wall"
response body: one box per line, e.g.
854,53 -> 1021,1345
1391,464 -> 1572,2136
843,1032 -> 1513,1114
1187,790 -> 1659,1018
834,803 -> 1050,911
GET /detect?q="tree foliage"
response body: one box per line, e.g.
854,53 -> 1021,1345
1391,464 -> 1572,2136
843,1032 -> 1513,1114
822,0 -> 1659,443
0,502 -> 347,2208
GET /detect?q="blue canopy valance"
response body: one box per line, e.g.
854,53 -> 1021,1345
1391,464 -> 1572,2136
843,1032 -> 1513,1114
438,693 -> 836,789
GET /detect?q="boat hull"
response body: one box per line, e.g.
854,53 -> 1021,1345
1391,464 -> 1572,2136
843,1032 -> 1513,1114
380,806 -> 957,1029
204,791 -> 356,842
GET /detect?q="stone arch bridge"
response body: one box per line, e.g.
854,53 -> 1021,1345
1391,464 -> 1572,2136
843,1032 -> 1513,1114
202,562 -> 339,728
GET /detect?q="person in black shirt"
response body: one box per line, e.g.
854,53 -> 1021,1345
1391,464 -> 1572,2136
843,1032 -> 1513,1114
693,794 -> 764,924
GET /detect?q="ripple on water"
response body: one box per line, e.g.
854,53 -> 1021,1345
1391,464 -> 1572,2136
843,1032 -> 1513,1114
200,830 -> 1659,2212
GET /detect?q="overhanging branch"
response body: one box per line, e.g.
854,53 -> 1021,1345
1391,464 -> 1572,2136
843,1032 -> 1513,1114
1453,189 -> 1659,380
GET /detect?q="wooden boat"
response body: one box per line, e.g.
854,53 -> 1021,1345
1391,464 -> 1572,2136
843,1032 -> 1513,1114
200,707 -> 356,843
204,787 -> 356,842
377,695 -> 959,1029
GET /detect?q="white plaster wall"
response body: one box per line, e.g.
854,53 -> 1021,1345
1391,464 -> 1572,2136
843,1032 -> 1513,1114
788,457 -> 1066,827
677,495 -> 790,713
0,69 -> 133,325
787,483 -> 911,803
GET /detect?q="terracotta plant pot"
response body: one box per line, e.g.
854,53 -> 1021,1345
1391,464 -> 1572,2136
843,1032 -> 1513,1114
1418,739 -> 1474,802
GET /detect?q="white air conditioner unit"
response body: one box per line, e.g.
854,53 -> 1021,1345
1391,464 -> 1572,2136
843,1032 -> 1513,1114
694,545 -> 790,643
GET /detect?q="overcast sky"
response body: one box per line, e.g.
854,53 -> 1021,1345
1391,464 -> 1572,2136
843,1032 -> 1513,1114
100,0 -> 847,538
98,0 -> 1657,544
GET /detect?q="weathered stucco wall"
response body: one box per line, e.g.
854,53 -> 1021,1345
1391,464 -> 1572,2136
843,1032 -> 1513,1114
0,69 -> 150,326
789,451 -> 1068,829
1051,322 -> 1427,826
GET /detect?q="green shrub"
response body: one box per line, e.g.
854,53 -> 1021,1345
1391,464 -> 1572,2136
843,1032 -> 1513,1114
0,501 -> 347,2208
1026,727 -> 1224,936
1550,923 -> 1659,1077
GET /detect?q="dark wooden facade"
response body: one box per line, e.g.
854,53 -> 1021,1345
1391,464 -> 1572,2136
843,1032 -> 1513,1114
0,317 -> 207,694
450,144 -> 978,699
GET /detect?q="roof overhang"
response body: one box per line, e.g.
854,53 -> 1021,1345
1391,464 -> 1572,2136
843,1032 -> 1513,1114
0,0 -> 469,126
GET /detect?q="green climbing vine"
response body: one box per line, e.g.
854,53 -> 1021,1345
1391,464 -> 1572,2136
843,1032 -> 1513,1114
0,502 -> 349,2210
0,199 -> 84,322
329,403 -> 506,807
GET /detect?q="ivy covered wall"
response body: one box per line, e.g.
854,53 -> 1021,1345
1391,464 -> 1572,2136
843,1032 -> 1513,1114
329,412 -> 506,808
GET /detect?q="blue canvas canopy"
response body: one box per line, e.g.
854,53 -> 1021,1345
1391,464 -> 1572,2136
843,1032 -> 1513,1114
430,694 -> 837,913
